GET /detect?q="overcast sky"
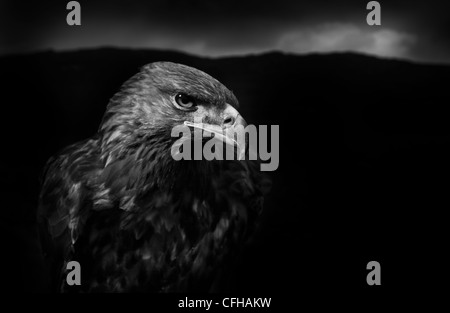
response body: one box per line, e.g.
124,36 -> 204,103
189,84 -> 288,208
1,0 -> 449,63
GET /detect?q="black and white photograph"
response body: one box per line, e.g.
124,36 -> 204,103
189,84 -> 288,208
0,0 -> 449,308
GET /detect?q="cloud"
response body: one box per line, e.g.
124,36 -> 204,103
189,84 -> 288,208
276,23 -> 416,59
138,23 -> 418,60
1,0 -> 449,63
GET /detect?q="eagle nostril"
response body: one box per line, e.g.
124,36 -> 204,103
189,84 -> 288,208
223,116 -> 235,127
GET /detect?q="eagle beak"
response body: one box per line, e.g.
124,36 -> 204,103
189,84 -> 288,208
184,104 -> 247,160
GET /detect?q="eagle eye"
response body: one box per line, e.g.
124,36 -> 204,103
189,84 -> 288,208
174,93 -> 197,110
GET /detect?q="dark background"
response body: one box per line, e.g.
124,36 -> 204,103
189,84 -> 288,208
0,0 -> 449,303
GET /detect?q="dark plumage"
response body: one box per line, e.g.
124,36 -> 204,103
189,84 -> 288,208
38,62 -> 268,292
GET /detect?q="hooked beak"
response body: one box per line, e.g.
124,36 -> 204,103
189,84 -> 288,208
184,104 -> 247,160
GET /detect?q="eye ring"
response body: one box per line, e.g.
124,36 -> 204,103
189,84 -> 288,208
174,93 -> 197,110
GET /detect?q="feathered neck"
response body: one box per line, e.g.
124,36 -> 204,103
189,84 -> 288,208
98,122 -> 216,199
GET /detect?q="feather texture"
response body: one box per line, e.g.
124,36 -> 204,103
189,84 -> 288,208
38,62 -> 269,292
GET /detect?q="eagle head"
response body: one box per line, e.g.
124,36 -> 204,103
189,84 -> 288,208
98,62 -> 247,189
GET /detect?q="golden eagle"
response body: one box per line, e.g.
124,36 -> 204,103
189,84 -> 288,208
38,62 -> 268,292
